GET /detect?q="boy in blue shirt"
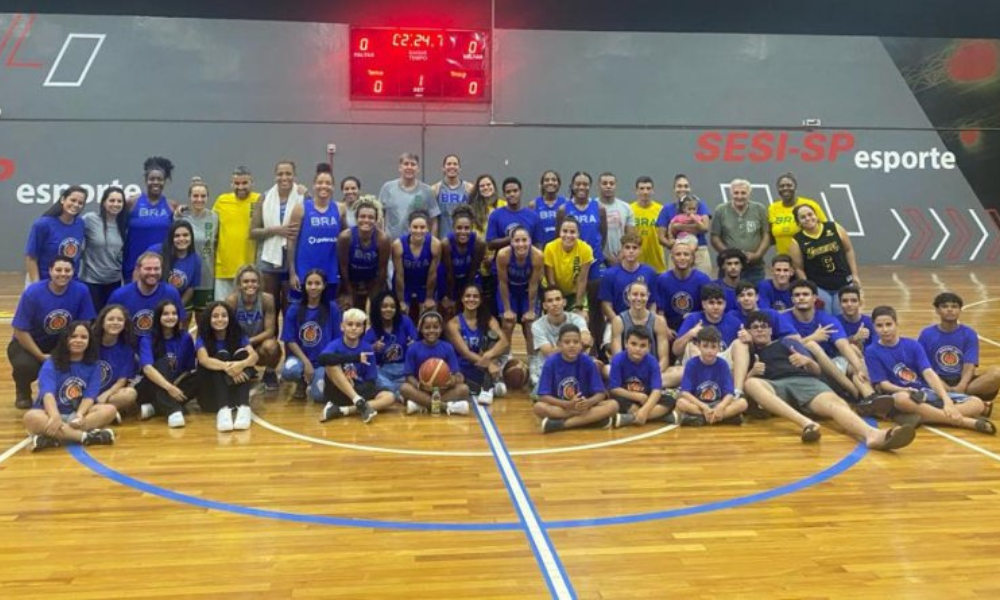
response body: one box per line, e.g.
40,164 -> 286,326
867,305 -> 994,434
756,254 -> 795,311
677,326 -> 748,425
318,308 -> 395,424
534,323 -> 618,433
836,285 -> 874,353
608,326 -> 678,426
918,292 -> 1000,402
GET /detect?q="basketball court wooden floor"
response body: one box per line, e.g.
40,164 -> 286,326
2,267 -> 1000,599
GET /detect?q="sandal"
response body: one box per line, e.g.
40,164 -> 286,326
873,424 -> 916,451
975,418 -> 997,435
800,422 -> 821,443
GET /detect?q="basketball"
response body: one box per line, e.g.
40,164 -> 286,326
503,358 -> 529,390
419,358 -> 451,388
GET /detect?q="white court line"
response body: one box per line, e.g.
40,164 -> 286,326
964,297 -> 998,310
0,437 -> 32,466
252,412 -> 677,457
925,427 -> 1000,463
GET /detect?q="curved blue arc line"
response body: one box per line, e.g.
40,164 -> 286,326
547,442 -> 868,529
69,439 -> 867,531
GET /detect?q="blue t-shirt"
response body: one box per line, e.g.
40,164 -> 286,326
486,207 -> 543,247
655,199 -> 711,246
533,195 -> 567,246
677,311 -> 743,349
537,353 -> 605,400
25,215 -> 85,279
563,200 -> 605,264
34,359 -> 102,414
295,199 -> 342,286
363,316 -> 418,366
756,280 -> 792,311
403,339 -> 461,378
779,310 -> 846,358
865,337 -> 932,390
139,331 -> 195,375
599,263 -> 659,315
715,279 -> 740,313
321,337 -> 378,384
107,282 -> 185,337
608,352 -> 662,394
680,356 -> 735,402
838,314 -> 875,350
124,194 -> 173,280
737,307 -> 793,338
347,227 -> 380,283
149,243 -> 201,295
98,339 -> 136,393
194,333 -> 250,355
281,301 -> 343,366
656,269 -> 712,331
12,280 -> 96,351
918,324 -> 980,382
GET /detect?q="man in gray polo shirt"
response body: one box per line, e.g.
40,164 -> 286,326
710,178 -> 770,284
377,152 -> 440,239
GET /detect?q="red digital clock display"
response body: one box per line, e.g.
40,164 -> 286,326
350,27 -> 490,102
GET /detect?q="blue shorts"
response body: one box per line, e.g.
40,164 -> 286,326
917,387 -> 971,408
496,288 -> 537,321
376,362 -> 406,397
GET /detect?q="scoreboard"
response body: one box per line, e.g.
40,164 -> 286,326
349,27 -> 490,102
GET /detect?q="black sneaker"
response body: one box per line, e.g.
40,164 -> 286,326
320,402 -> 345,422
358,402 -> 378,424
540,417 -> 565,434
31,434 -> 60,452
721,414 -> 745,426
856,394 -> 895,418
614,413 -> 636,428
680,413 -> 708,427
746,400 -> 771,419
662,410 -> 679,425
292,381 -> 307,400
82,429 -> 115,446
908,390 -> 927,404
658,390 -> 678,413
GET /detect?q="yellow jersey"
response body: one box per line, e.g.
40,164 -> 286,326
768,196 -> 827,255
631,200 -> 667,273
213,191 -> 260,279
543,239 -> 594,295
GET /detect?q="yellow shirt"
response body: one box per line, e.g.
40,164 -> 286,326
543,239 -> 594,295
768,196 -> 827,255
631,200 -> 667,273
213,191 -> 260,279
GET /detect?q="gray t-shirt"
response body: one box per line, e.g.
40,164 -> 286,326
80,212 -> 124,284
378,179 -> 439,239
435,180 -> 471,238
600,197 -> 636,260
710,201 -> 769,262
180,209 -> 219,291
530,312 -> 589,384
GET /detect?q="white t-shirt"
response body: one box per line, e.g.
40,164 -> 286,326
600,197 -> 635,260
530,312 -> 589,383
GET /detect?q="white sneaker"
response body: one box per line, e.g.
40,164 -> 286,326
446,400 -> 470,416
167,411 -> 186,428
217,408 -> 234,432
477,388 -> 494,405
493,382 -> 507,398
233,406 -> 252,430
406,400 -> 426,415
140,404 -> 155,421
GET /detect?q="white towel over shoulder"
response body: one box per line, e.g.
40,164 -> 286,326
259,185 -> 303,267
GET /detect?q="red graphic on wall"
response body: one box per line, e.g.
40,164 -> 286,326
0,14 -> 43,69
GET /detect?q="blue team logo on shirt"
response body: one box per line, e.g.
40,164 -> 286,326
935,345 -> 963,373
893,363 -> 919,385
58,237 -> 82,259
166,352 -> 177,373
99,360 -> 113,388
167,268 -> 188,290
504,222 -> 520,236
300,321 -> 323,347
43,309 -> 72,335
624,376 -> 646,394
671,292 -> 694,314
59,376 -> 86,408
384,342 -> 404,362
134,310 -> 155,333
558,376 -> 581,400
343,363 -> 358,381
696,381 -> 721,402
772,300 -> 788,311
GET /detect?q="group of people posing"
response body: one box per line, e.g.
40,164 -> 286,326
13,152 -> 999,453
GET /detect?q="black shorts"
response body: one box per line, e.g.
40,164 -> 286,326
324,378 -> 388,407
612,392 -> 674,414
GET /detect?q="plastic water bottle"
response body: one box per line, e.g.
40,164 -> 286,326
431,387 -> 442,415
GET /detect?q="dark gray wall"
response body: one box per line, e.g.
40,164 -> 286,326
1,14 -> 995,270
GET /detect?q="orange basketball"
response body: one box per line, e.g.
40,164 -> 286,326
503,359 -> 529,390
419,358 -> 451,388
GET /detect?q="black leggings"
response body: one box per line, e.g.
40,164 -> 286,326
136,356 -> 199,416
197,367 -> 250,412
7,338 -> 50,397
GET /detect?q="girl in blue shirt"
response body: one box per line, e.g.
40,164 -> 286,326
363,290 -> 417,398
136,299 -> 197,428
23,321 -> 118,451
336,197 -> 390,311
281,269 -> 343,401
25,185 -> 87,282
439,206 -> 486,318
92,304 -> 138,417
197,301 -> 258,432
150,220 -> 201,327
446,284 -> 509,401
392,210 -> 442,321
124,156 -> 177,281
399,311 -> 472,416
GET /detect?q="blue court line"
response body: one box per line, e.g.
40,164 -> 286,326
474,404 -> 577,599
69,433 -> 867,533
